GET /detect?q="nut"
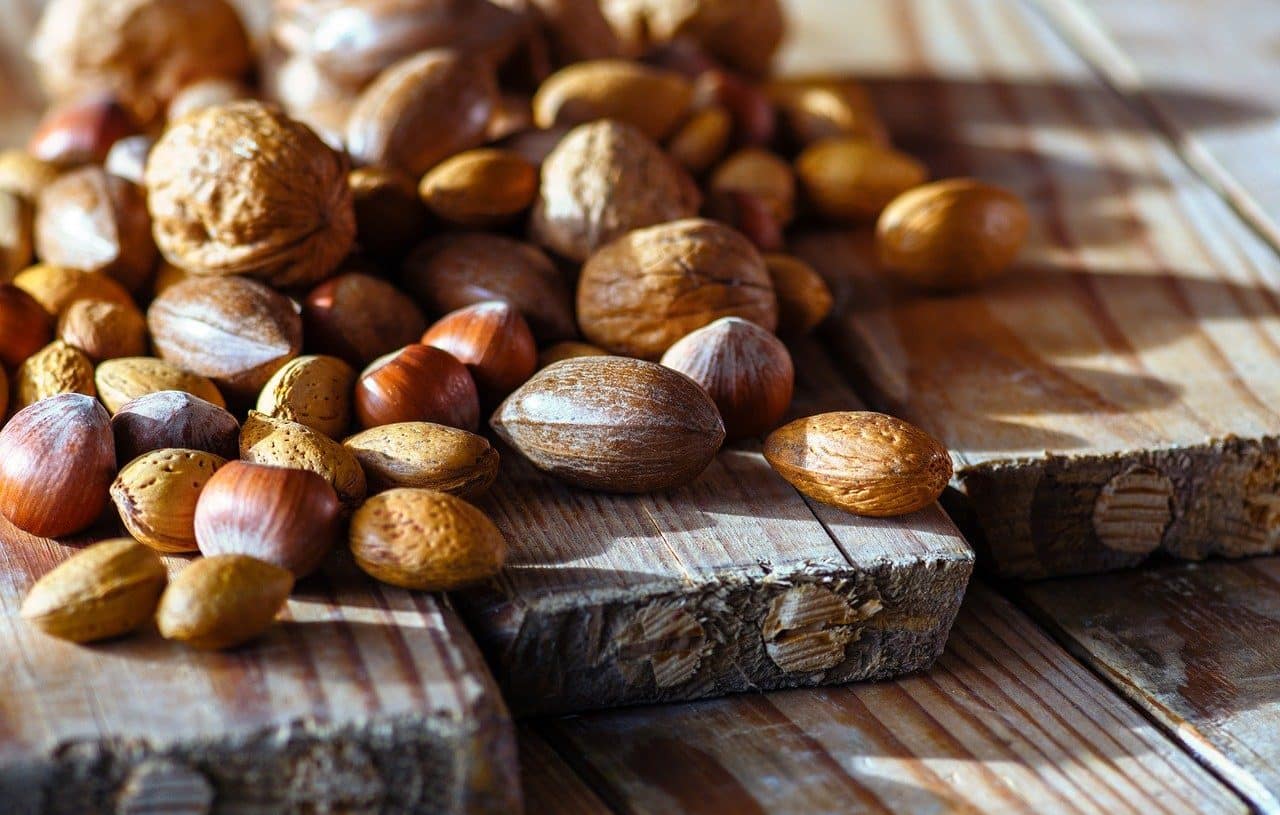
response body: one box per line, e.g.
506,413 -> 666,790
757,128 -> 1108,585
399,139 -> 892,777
0,191 -> 34,282
876,178 -> 1030,290
349,488 -> 506,590
487,93 -> 534,143
693,69 -> 777,147
354,344 -> 480,431
796,138 -> 927,222
96,357 -> 226,414
0,150 -> 61,202
709,148 -> 795,224
577,218 -> 777,359
767,77 -> 889,148
156,554 -> 293,650
529,119 -> 701,262
111,448 -> 227,552
765,254 -> 833,336
666,105 -> 731,175
661,317 -> 793,441
419,149 -> 537,228
519,0 -> 623,65
401,233 -> 576,342
167,78 -> 250,121
256,355 -> 356,439
302,272 -> 428,368
492,355 -> 725,492
150,261 -> 188,298
0,283 -> 53,368
111,390 -> 239,462
13,264 -> 134,319
532,60 -> 693,140
344,422 -> 499,497
496,125 -> 571,168
15,340 -> 97,411
421,302 -> 537,403
261,53 -> 357,150
146,100 -> 355,288
103,135 -> 155,185
601,0 -> 784,76
704,189 -> 783,252
56,298 -> 148,361
147,276 -> 303,402
349,167 -> 430,261
0,393 -> 116,537
345,50 -> 498,176
240,412 -> 368,511
20,538 -> 166,642
537,340 -> 608,369
763,411 -> 952,517
26,92 -> 140,168
194,460 -> 342,577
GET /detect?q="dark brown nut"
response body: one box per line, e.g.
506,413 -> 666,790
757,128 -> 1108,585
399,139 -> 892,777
111,390 -> 239,463
537,340 -> 607,368
31,0 -> 252,124
601,0 -> 784,77
146,100 -> 356,289
12,264 -> 134,319
167,78 -> 251,121
95,357 -> 226,414
103,135 -> 155,186
302,272 -> 428,368
26,93 -> 140,168
496,125 -> 570,168
354,344 -> 480,432
0,150 -> 60,202
703,189 -> 784,253
529,120 -> 701,262
147,276 -> 303,402
532,60 -> 692,140
693,69 -> 776,147
577,218 -> 777,359
345,50 -> 498,177
709,148 -> 795,224
0,191 -> 34,282
796,138 -> 927,222
256,355 -> 356,439
487,93 -> 535,142
343,422 -> 499,496
764,254 -> 833,336
419,149 -> 538,228
421,301 -> 537,403
401,233 -> 575,342
666,105 -> 731,175
492,355 -> 725,492
349,167 -> 430,261
151,260 -> 189,297
56,298 -> 148,361
15,340 -> 97,410
767,76 -> 890,148
240,412 -> 367,511
35,166 -> 156,294
0,284 -> 54,368
518,0 -> 624,64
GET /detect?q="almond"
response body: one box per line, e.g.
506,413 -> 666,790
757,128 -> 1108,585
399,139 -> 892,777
111,448 -> 227,553
156,554 -> 293,650
533,60 -> 693,140
256,355 -> 356,439
239,412 -> 367,511
344,422 -> 499,497
795,138 -> 927,222
95,357 -> 225,414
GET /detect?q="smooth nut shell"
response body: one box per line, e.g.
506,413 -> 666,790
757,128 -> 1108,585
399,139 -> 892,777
710,148 -> 795,224
764,411 -> 952,517
111,390 -> 239,462
96,357 -> 225,414
0,191 -> 34,282
13,264 -> 134,319
302,272 -> 427,368
156,554 -> 293,650
492,356 -> 725,492
0,284 -> 53,368
111,448 -> 226,552
419,149 -> 537,228
666,105 -> 731,175
765,254 -> 833,336
537,341 -> 607,368
256,355 -> 355,439
21,538 -> 165,642
767,77 -> 889,148
15,340 -> 97,410
103,135 -> 154,186
349,167 -> 430,261
796,138 -> 927,222
27,93 -> 140,168
354,344 -> 480,431
344,422 -> 498,497
56,298 -> 148,361
421,302 -> 537,403
240,412 -> 367,510
532,60 -> 692,140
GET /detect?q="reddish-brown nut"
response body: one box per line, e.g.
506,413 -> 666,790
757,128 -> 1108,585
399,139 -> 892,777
704,189 -> 784,253
487,93 -> 535,142
111,390 -> 240,464
532,60 -> 693,140
666,105 -> 732,175
796,138 -> 927,222
0,192 -> 34,283
349,167 -> 430,261
602,0 -> 785,76
303,272 -> 428,368
419,149 -> 538,228
56,298 -> 148,361
103,135 -> 154,186
167,77 -> 251,121
765,254 -> 833,336
693,69 -> 776,147
345,50 -> 498,176
355,344 -> 480,431
13,264 -> 134,319
710,148 -> 795,224
194,460 -> 342,577
0,284 -> 54,368
0,393 -> 116,537
519,0 -> 623,64
26,92 -> 140,168
421,302 -> 537,403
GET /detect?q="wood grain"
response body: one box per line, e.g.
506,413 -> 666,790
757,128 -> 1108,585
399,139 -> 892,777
519,727 -> 611,815
785,0 -> 1280,578
535,584 -> 1246,815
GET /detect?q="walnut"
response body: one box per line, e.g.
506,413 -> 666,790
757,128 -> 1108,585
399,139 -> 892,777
601,0 -> 785,77
145,101 -> 356,289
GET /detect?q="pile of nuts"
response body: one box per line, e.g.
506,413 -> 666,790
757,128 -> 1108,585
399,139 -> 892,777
3,0 -> 1027,650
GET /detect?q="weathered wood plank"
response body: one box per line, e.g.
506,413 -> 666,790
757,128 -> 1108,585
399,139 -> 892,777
536,584 -> 1246,815
786,0 -> 1280,578
519,727 -> 612,815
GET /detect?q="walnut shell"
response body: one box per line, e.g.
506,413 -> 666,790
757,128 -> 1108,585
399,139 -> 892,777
529,120 -> 700,262
576,218 -> 777,359
145,101 -> 356,289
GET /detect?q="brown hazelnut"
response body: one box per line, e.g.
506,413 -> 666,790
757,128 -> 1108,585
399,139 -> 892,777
56,298 -> 148,361
12,264 -> 135,319
537,340 -> 608,369
496,125 -> 570,168
601,0 -> 784,76
349,167 -> 430,262
111,390 -> 239,463
666,105 -> 732,175
15,340 -> 97,411
103,135 -> 155,186
693,69 -> 777,148
796,138 -> 927,222
532,60 -> 693,140
0,191 -> 34,282
26,92 -> 140,168
704,189 -> 784,253
577,218 -> 777,359
302,272 -> 427,368
167,78 -> 251,121
709,148 -> 795,224
0,284 -> 54,369
146,101 -> 356,289
421,302 -> 537,403
419,149 -> 538,228
355,344 -> 480,431
95,357 -> 226,414
764,254 -> 833,336
0,150 -> 61,202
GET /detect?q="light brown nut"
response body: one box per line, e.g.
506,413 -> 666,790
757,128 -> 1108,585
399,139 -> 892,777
661,317 -> 793,442
239,412 -> 367,511
344,422 -> 499,497
710,147 -> 795,224
15,340 -> 97,410
145,101 -> 355,289
156,554 -> 293,650
421,301 -> 537,403
764,254 -> 833,336
419,149 -> 538,228
27,92 -> 140,169
13,264 -> 134,319
56,298 -> 148,361
345,50 -> 498,177
103,134 -> 154,186
529,120 -> 701,262
349,488 -> 506,590
532,60 -> 692,140
666,105 -> 731,175
111,448 -> 226,552
492,356 -> 725,492
766,77 -> 889,148
0,284 -> 53,369
796,138 -> 927,222
0,191 -> 34,282
576,218 -> 777,360
167,78 -> 250,121
764,411 -> 952,517
256,355 -> 355,439
0,150 -> 61,202
302,272 -> 428,368
601,0 -> 784,76
537,340 -> 608,369
95,357 -> 225,414
21,538 -> 166,643
348,167 -> 430,262
876,178 -> 1030,290
111,390 -> 239,462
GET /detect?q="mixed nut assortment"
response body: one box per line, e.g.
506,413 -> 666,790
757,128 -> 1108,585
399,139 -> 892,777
2,0 -> 1029,651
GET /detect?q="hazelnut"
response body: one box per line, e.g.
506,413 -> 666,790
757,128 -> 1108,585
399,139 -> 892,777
0,191 -> 35,282
532,60 -> 693,140
0,392 -> 116,537
302,272 -> 428,368
57,298 -> 148,361
661,317 -> 794,441
766,76 -> 889,148
345,50 -> 498,176
111,448 -> 226,552
796,138 -> 927,222
709,148 -> 795,224
576,218 -> 777,359
0,150 -> 61,202
240,412 -> 367,511
421,302 -> 537,403
194,460 -> 342,578
764,254 -> 833,336
0,284 -> 55,368
15,340 -> 97,411
693,69 -> 777,148
419,149 -> 538,228
26,92 -> 140,168
704,189 -> 784,253
13,264 -> 134,319
167,78 -> 251,121
537,340 -> 608,368
146,101 -> 356,288
156,554 -> 293,650
601,0 -> 785,77
103,135 -> 155,186
111,390 -> 239,462
496,125 -> 571,168
666,105 -> 732,175
349,167 -> 430,262
354,344 -> 480,432
256,355 -> 356,439
344,422 -> 499,497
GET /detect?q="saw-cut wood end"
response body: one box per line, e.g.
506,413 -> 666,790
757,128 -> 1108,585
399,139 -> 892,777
761,584 -> 881,674
116,759 -> 214,815
616,601 -> 710,688
1091,467 -> 1174,555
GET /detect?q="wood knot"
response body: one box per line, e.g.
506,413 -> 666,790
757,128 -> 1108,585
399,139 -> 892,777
116,759 -> 213,815
1092,466 -> 1174,555
761,584 -> 880,674
616,600 -> 710,688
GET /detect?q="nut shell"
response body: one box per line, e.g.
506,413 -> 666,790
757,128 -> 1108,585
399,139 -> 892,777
767,77 -> 888,148
256,355 -> 355,439
0,284 -> 53,368
344,422 -> 499,497
419,149 -> 537,228
57,298 -> 148,361
27,93 -> 140,169
13,264 -> 134,319
156,554 -> 293,650
111,448 -> 226,552
302,271 -> 428,368
0,150 -> 61,202
111,390 -> 239,462
15,340 -> 97,410
765,254 -> 833,336
421,302 -> 537,403
796,138 -> 927,222
354,344 -> 480,431
96,357 -> 225,414
532,60 -> 692,140
0,190 -> 34,282
240,412 -> 367,511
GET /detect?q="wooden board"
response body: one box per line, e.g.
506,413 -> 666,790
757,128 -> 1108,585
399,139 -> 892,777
518,727 -> 611,815
530,584 -> 1246,814
0,519 -> 521,814
786,0 -> 1280,578
456,339 -> 974,715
